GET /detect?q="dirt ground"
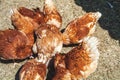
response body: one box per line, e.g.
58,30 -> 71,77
0,0 -> 120,80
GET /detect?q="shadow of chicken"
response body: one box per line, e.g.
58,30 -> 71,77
44,0 -> 62,29
32,24 -> 63,64
0,29 -> 32,60
19,59 -> 47,80
62,12 -> 102,45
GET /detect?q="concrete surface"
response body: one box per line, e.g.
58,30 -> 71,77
0,0 -> 120,80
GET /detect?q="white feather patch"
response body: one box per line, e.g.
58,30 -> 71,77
93,12 -> 102,20
47,19 -> 61,28
83,36 -> 100,61
80,36 -> 100,78
32,43 -> 37,54
34,73 -> 41,80
45,0 -> 54,9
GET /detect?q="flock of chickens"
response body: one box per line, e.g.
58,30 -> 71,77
0,0 -> 102,80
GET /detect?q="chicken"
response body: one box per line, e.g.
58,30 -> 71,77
11,9 -> 38,34
52,36 -> 99,80
32,24 -> 63,64
52,54 -> 72,80
43,0 -> 62,29
18,7 -> 45,25
0,29 -> 32,60
19,59 -> 47,80
62,12 -> 102,45
11,8 -> 37,50
65,36 -> 100,79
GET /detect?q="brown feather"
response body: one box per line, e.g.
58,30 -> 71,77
33,24 -> 63,63
66,44 -> 91,79
0,29 -> 32,60
43,0 -> 62,29
19,59 -> 47,80
53,54 -> 71,80
18,7 -> 45,24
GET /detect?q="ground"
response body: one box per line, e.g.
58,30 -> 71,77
0,0 -> 120,80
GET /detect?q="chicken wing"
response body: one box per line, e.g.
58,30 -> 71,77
11,9 -> 38,34
52,66 -> 72,80
18,7 -> 45,24
52,54 -> 72,80
62,12 -> 101,44
52,54 -> 71,80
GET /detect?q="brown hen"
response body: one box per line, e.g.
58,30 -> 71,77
62,12 -> 102,44
44,0 -> 62,29
0,29 -> 32,60
52,54 -> 72,80
19,59 -> 47,80
32,24 -> 63,64
11,8 -> 37,49
53,37 -> 99,80
11,9 -> 38,34
66,37 -> 100,79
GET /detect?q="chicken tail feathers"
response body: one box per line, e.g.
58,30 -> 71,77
44,0 -> 55,10
80,36 -> 100,78
44,0 -> 62,29
83,36 -> 99,60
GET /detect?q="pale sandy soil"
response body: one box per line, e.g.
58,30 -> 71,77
0,0 -> 120,80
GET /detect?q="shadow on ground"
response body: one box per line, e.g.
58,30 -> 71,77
74,0 -> 120,43
15,66 -> 22,80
